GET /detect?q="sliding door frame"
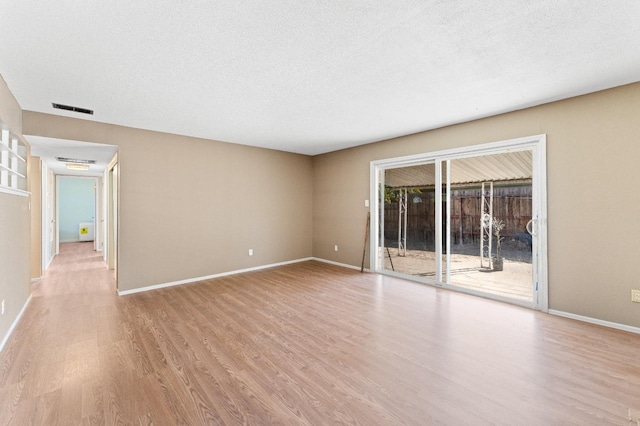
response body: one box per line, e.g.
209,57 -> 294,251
370,134 -> 548,311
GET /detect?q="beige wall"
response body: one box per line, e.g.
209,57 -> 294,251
0,76 -> 31,346
313,82 -> 640,328
23,112 -> 314,292
0,77 -> 22,135
0,194 -> 31,342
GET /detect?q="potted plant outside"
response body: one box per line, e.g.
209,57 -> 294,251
492,217 -> 505,271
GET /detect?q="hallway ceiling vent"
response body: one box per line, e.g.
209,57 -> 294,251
52,103 -> 94,115
56,157 -> 96,164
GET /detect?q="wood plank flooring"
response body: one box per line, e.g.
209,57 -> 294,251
1,242 -> 640,425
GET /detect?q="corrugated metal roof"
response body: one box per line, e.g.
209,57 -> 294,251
385,150 -> 532,188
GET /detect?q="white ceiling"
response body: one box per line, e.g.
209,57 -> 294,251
26,136 -> 117,177
1,1 -> 640,156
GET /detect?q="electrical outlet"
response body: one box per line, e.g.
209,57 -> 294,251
248,249 -> 253,256
364,199 -> 369,207
632,289 -> 640,303
334,245 -> 338,252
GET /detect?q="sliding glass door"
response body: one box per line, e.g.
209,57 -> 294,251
379,163 -> 438,279
445,152 -> 534,303
371,135 -> 547,310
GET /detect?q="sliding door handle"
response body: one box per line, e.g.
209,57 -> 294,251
526,218 -> 536,236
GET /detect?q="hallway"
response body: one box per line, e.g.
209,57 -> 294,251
0,242 -> 120,424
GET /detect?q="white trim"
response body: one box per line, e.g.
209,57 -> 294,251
371,134 -> 545,169
0,295 -> 32,353
435,161 -> 443,282
312,257 -> 369,272
118,257 -> 316,296
535,136 -> 548,312
55,176 -> 59,256
0,186 -> 29,197
549,309 -> 640,335
369,164 -> 380,275
31,277 -> 41,283
41,160 -> 49,273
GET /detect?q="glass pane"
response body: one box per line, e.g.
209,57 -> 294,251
380,163 -> 437,279
447,151 -> 533,302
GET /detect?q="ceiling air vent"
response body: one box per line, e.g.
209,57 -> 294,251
52,103 -> 94,115
55,157 -> 96,164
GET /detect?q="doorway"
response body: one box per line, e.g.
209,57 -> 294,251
371,135 -> 547,310
57,176 -> 97,244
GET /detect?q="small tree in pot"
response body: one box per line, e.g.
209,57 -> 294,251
492,217 -> 505,271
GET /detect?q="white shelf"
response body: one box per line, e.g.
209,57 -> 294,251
0,128 -> 28,195
0,141 -> 26,162
0,162 -> 25,178
0,186 -> 29,197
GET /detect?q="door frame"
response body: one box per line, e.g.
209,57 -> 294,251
104,154 -> 118,289
40,161 -> 55,272
370,134 -> 548,311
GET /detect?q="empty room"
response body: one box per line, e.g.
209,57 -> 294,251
1,1 -> 640,424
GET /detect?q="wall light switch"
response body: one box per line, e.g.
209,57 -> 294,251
334,245 -> 338,251
248,249 -> 253,256
364,199 -> 369,207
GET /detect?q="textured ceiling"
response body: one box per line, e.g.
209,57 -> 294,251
385,150 -> 532,188
1,1 -> 640,156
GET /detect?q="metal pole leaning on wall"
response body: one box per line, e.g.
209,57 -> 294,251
361,212 -> 370,273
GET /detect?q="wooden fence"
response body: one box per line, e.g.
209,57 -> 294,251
384,184 -> 532,245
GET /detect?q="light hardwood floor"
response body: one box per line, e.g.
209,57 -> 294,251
1,242 -> 639,425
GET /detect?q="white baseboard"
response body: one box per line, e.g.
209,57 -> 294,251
0,295 -> 32,353
548,309 -> 640,335
118,257 -> 315,296
311,257 -> 370,272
